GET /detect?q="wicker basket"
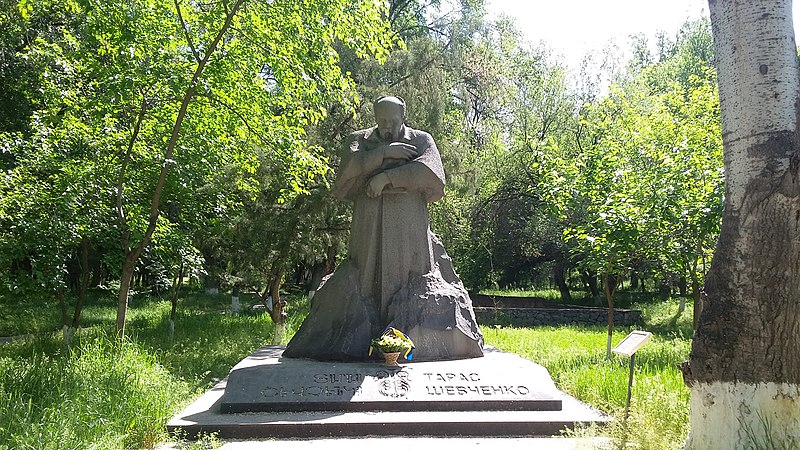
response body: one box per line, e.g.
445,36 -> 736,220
381,351 -> 401,366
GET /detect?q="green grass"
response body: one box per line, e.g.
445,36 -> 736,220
0,293 -> 62,336
479,288 -> 566,301
0,333 -> 194,449
0,287 -> 691,449
0,288 -> 308,449
482,295 -> 693,449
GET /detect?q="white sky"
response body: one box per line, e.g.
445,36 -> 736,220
485,0 -> 800,71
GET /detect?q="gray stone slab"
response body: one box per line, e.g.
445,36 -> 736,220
160,436 -> 612,450
220,346 -> 560,413
168,346 -> 608,439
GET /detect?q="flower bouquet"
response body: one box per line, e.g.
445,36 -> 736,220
369,327 -> 414,366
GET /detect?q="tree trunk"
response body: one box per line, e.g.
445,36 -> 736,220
57,286 -> 70,340
689,261 -> 702,329
90,253 -> 102,287
603,272 -> 616,359
169,262 -> 184,337
231,284 -> 240,315
269,269 -> 287,345
324,245 -> 337,277
116,252 -> 138,338
581,270 -> 601,304
684,1 -> 800,447
72,235 -> 90,329
553,253 -> 572,303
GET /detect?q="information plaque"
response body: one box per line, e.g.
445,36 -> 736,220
612,330 -> 652,357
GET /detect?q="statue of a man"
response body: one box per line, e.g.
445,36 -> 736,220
284,96 -> 483,361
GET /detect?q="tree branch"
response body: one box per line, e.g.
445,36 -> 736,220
138,0 -> 246,255
174,0 -> 202,63
388,37 -> 452,88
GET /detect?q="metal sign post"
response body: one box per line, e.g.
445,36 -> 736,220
612,330 -> 652,422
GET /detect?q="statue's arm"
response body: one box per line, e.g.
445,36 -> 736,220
332,135 -> 385,200
383,134 -> 445,201
384,162 -> 444,201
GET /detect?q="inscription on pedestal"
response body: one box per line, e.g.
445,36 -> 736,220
422,372 -> 531,397
221,360 -> 561,413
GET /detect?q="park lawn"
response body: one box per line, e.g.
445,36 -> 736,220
484,299 -> 692,449
0,290 -> 692,449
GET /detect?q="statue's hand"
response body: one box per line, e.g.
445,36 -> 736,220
366,172 -> 391,198
383,142 -> 418,161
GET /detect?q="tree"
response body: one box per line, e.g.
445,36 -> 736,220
0,101 -> 118,341
540,23 -> 723,354
219,178 -> 349,342
683,0 -> 800,447
1,0 -> 396,338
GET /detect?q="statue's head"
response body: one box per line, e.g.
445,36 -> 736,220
373,95 -> 405,141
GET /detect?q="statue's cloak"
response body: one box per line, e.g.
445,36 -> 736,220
283,126 -> 483,361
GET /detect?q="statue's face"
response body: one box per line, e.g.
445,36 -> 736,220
374,104 -> 404,141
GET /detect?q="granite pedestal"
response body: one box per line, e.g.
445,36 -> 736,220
168,346 -> 607,439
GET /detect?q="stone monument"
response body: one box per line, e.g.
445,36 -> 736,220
284,96 -> 484,361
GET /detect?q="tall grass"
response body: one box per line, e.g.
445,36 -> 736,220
483,298 -> 693,449
0,290 -> 293,449
0,334 -> 193,449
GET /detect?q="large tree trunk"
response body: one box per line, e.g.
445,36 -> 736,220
684,1 -> 800,447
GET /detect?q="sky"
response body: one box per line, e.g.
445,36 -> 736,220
485,0 -> 800,72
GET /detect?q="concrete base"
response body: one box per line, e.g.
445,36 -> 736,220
167,346 -> 607,439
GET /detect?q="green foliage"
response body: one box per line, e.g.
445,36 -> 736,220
426,17 -> 574,290
539,21 -> 721,295
0,0 -> 399,333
